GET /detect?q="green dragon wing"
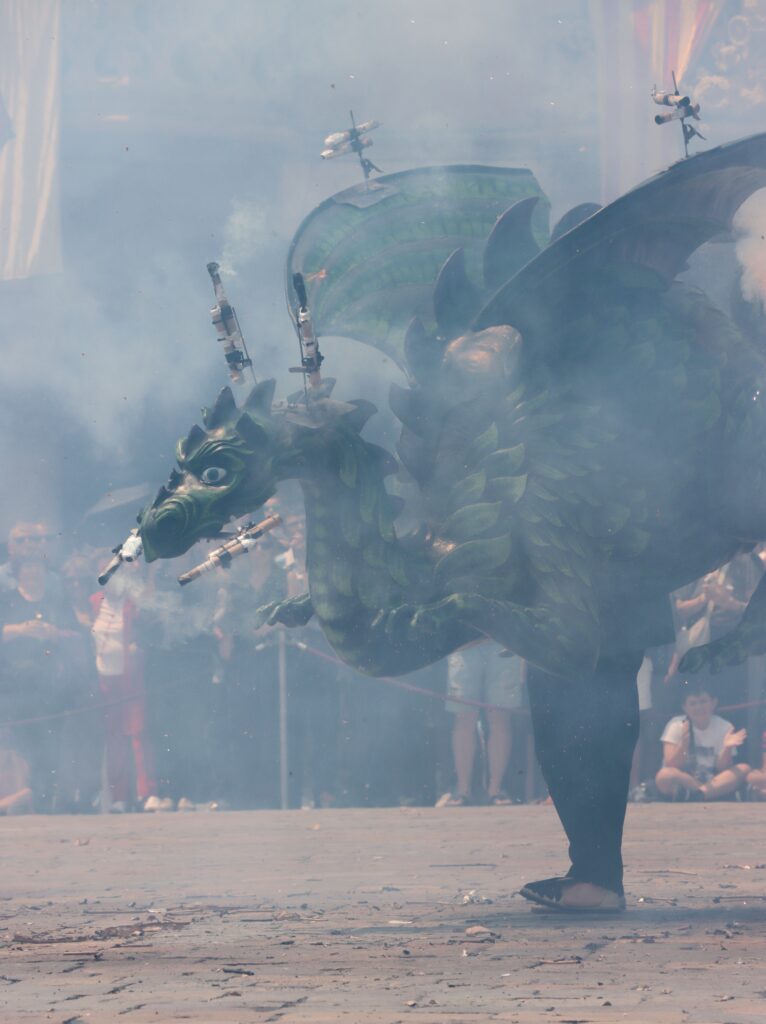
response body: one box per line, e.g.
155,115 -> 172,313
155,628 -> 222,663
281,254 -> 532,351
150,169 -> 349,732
285,165 -> 550,370
474,132 -> 766,350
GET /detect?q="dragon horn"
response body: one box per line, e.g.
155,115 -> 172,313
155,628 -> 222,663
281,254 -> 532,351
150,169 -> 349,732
180,423 -> 207,459
203,387 -> 238,429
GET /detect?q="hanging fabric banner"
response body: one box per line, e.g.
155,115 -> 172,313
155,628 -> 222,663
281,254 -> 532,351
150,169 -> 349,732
0,0 -> 61,281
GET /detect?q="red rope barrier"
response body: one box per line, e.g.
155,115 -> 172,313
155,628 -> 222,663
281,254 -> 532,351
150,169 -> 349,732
0,640 -> 509,729
1,639 -> 763,729
288,641 -> 766,716
0,694 -> 141,730
716,698 -> 766,714
285,639 -> 517,713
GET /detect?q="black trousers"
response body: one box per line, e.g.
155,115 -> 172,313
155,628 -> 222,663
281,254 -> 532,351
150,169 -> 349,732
527,651 -> 643,897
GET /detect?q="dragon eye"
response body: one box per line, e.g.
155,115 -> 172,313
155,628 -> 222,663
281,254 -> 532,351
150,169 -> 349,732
200,466 -> 228,485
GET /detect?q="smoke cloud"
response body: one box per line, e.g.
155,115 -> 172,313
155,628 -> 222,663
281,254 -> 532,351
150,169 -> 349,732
735,192 -> 766,310
1,0 -> 765,539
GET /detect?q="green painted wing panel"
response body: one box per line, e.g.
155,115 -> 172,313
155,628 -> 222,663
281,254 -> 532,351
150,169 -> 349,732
286,165 -> 549,370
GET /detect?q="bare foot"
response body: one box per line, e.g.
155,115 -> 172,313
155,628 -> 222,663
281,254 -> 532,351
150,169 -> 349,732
557,882 -> 624,911
519,877 -> 625,912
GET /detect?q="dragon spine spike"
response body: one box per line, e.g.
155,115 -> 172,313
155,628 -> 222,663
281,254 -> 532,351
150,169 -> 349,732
245,378 -> 277,414
341,398 -> 377,433
181,424 -> 207,459
235,414 -> 270,449
433,247 -> 479,338
482,196 -> 543,290
404,317 -> 444,384
389,383 -> 426,438
396,427 -> 432,484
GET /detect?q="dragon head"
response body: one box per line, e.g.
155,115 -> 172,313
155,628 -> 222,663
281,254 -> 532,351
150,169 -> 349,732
139,381 -> 283,562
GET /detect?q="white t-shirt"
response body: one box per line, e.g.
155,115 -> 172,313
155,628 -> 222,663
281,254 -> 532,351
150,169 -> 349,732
661,714 -> 734,776
92,596 -> 126,676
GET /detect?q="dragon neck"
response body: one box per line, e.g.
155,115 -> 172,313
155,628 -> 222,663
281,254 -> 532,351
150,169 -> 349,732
280,423 -> 436,674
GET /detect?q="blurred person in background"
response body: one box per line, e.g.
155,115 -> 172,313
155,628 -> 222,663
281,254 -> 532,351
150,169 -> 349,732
0,519 -> 94,811
436,643 -> 525,807
88,554 -> 159,812
61,543 -> 102,629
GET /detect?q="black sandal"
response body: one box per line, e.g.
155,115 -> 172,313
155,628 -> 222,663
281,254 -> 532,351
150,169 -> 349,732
519,876 -> 626,913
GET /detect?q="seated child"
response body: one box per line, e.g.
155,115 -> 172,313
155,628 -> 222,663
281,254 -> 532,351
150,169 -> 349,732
746,732 -> 766,800
656,684 -> 749,800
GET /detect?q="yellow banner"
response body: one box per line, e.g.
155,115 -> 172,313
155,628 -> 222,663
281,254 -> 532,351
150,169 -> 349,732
0,0 -> 61,280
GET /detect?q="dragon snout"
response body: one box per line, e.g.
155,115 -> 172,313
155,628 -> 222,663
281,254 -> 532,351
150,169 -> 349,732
139,498 -> 199,561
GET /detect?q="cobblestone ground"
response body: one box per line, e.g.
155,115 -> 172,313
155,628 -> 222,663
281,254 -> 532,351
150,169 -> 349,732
2,804 -> 766,1022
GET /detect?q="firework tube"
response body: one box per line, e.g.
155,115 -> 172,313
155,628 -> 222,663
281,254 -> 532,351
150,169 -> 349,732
177,513 -> 282,586
98,529 -> 143,586
207,261 -> 253,383
291,272 -> 323,388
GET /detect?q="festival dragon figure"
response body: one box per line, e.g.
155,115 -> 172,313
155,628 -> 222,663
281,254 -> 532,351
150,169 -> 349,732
136,137 -> 766,911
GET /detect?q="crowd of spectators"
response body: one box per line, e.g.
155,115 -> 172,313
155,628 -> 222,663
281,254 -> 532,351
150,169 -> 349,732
0,505 -> 443,814
0,505 -> 764,816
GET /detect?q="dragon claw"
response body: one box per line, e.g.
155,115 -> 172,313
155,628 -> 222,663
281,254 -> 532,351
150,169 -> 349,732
411,594 -> 480,635
374,597 -> 465,640
410,606 -> 441,634
257,602 -> 285,628
255,593 -> 314,629
379,604 -> 421,636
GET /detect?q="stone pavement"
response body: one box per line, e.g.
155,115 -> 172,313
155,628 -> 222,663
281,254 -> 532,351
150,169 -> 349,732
2,804 -> 765,1022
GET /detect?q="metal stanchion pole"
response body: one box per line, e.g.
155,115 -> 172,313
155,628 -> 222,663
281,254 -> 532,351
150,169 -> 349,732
278,628 -> 289,810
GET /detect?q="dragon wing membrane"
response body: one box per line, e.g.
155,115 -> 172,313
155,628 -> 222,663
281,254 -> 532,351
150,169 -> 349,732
286,165 -> 550,370
475,131 -> 766,349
